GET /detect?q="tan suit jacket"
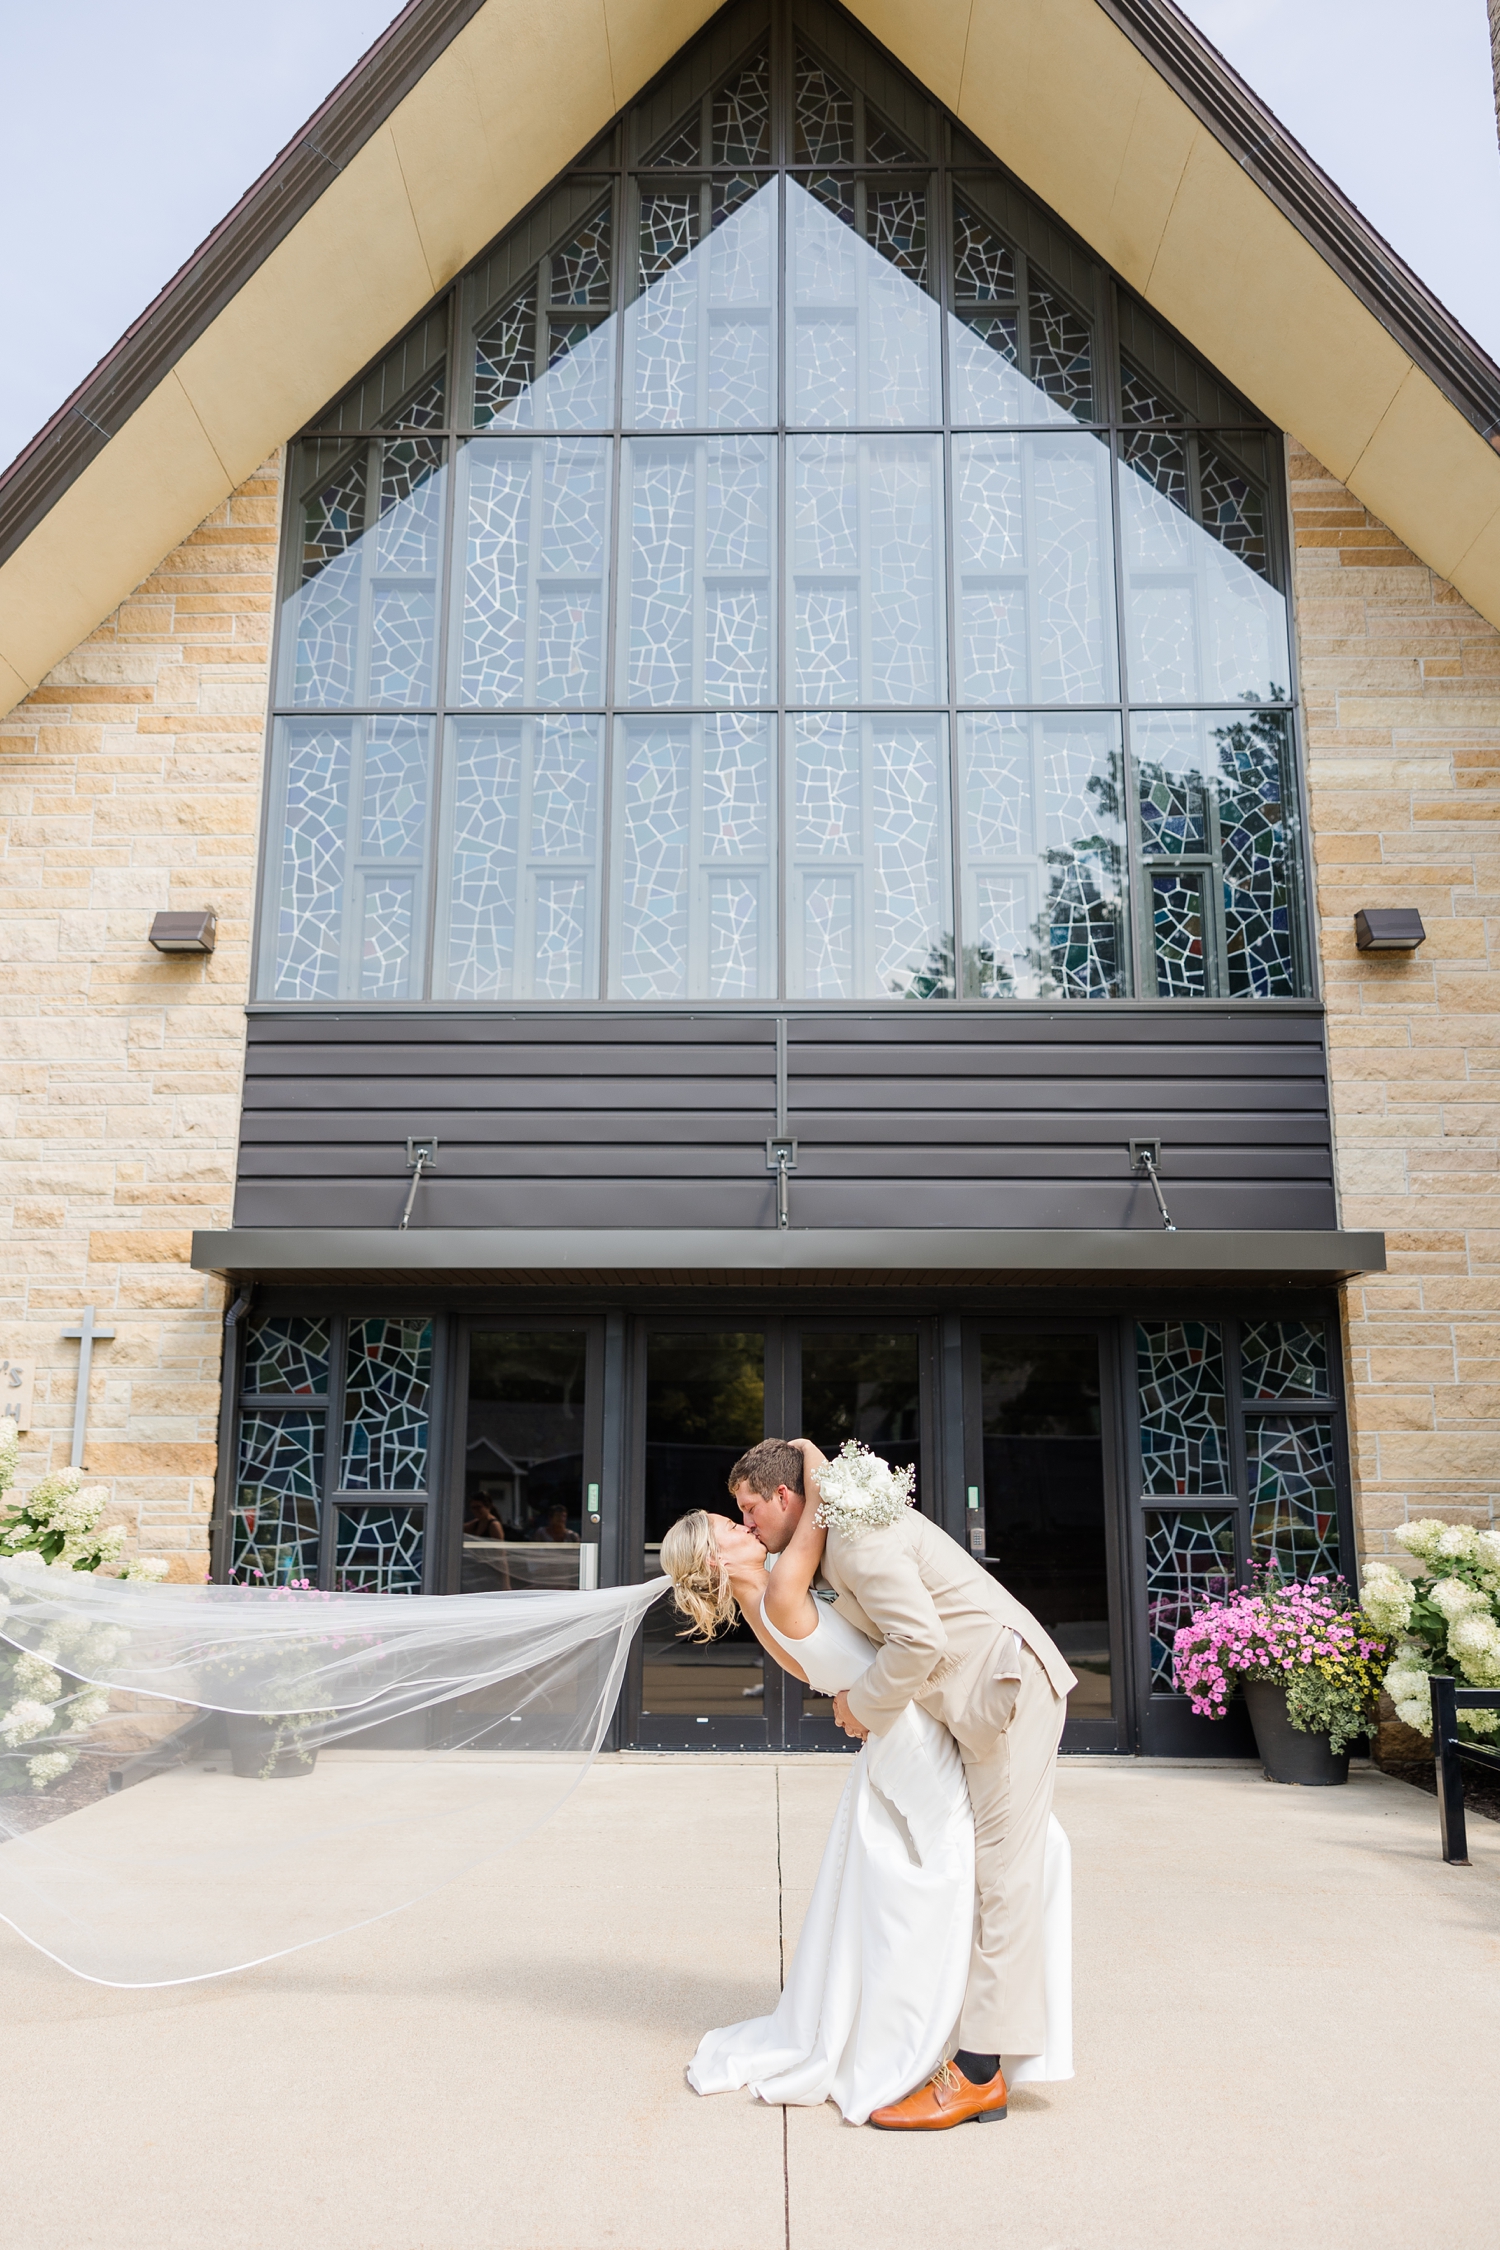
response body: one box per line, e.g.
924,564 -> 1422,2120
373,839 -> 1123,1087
820,1508 -> 1077,1756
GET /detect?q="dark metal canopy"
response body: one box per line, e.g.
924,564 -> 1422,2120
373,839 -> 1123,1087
191,1225 -> 1385,1282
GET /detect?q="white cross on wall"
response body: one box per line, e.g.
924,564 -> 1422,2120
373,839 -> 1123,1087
60,1307 -> 115,1469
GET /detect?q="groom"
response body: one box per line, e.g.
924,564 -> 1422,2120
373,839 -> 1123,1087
729,1437 -> 1076,2130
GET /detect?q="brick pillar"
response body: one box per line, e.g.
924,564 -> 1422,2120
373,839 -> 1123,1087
1491,0 -> 1500,149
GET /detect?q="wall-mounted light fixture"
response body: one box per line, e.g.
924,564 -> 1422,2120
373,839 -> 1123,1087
1354,908 -> 1426,952
148,909 -> 217,954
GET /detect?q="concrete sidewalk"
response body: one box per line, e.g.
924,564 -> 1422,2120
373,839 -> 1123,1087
2,1757 -> 1496,2249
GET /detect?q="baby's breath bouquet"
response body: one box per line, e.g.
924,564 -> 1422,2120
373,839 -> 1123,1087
0,1423 -> 165,1792
1361,1520 -> 1500,1745
812,1441 -> 916,1540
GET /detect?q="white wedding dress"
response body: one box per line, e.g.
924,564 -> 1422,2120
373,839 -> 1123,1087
687,1598 -> 1072,2125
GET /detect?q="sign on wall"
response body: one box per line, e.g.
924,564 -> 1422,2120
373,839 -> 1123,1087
1,1358 -> 36,1432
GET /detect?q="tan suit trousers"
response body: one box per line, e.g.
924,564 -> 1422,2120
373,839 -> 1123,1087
957,1645 -> 1065,2055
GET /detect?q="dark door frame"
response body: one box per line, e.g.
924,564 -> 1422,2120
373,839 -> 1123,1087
619,1308 -> 943,1752
439,1312 -> 609,1595
960,1313 -> 1134,1755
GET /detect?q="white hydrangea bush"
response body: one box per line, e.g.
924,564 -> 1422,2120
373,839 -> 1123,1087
1360,1520 -> 1500,1743
0,1420 -> 170,1793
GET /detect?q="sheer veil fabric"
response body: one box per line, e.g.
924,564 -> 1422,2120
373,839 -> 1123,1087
0,1561 -> 670,1986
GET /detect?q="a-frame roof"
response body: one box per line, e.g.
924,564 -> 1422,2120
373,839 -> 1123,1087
3,0 -> 1499,716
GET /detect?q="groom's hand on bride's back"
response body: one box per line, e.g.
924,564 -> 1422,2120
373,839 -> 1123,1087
832,1690 -> 869,1740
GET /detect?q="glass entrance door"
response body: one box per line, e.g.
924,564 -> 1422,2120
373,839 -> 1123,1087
454,1323 -> 602,1593
635,1327 -> 778,1749
965,1326 -> 1126,1752
629,1318 -> 932,1750
789,1325 -> 928,1747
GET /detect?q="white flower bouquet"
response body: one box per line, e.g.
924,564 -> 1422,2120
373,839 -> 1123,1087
1361,1520 -> 1500,1745
811,1441 -> 916,1540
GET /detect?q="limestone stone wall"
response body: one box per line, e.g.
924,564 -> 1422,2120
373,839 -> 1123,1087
0,457 -> 280,1573
1291,439 -> 1500,1562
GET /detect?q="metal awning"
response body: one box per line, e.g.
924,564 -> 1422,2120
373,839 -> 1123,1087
191,1227 -> 1385,1283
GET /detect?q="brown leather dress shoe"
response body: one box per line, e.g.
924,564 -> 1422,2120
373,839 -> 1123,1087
868,2058 -> 1009,2130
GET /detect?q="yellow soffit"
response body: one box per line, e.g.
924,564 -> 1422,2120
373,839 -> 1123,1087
4,0 -> 1500,719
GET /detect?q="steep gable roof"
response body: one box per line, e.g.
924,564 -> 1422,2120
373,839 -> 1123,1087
3,0 -> 1499,714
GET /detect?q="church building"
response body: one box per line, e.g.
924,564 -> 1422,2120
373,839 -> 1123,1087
3,0 -> 1497,1757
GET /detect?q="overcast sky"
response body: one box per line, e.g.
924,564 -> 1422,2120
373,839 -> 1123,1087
0,0 -> 1495,474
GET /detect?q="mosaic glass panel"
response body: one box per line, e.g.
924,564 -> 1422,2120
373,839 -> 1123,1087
474,289 -> 536,426
1133,712 -> 1298,998
1122,426 -> 1188,512
401,373 -> 446,429
1122,444 -> 1290,703
272,721 -> 350,1000
334,1505 -> 425,1595
794,49 -> 855,163
948,189 -> 1083,428
868,186 -> 927,285
959,715 -> 1125,999
953,198 -> 1016,300
1199,442 -> 1269,580
789,715 -> 951,1000
1216,709 -> 1298,996
472,205 -> 614,431
440,716 -> 600,1000
293,450 -> 367,704
1151,869 -> 1208,999
650,114 -> 700,165
612,715 -> 774,999
713,49 -> 771,165
288,441 -> 445,709
1241,1320 -> 1329,1402
1248,1416 -> 1340,1578
866,119 -> 921,164
458,438 -> 609,705
1120,361 -> 1179,423
1143,1510 -> 1238,1690
791,436 -> 943,702
788,179 -> 938,427
614,722 -> 690,999
360,873 -> 416,999
627,165 -> 778,428
243,1316 -> 331,1397
953,434 -> 1113,702
552,207 -> 612,305
231,1413 -> 324,1586
1028,281 -> 1092,419
1136,1321 -> 1229,1494
442,722 -> 517,994
639,190 -> 698,286
352,717 -> 431,999
619,437 -> 773,703
341,1318 -> 432,1492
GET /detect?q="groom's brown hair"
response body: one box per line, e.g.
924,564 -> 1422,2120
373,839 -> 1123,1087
727,1439 -> 804,1501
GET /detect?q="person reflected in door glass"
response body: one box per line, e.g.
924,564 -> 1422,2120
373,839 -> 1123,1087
465,1497 -> 508,1542
534,1502 -> 579,1545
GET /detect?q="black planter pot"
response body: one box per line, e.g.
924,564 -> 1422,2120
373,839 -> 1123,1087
1241,1681 -> 1349,1785
226,1714 -> 319,1780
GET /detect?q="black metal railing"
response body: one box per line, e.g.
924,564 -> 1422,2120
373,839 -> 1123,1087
1430,1674 -> 1500,1866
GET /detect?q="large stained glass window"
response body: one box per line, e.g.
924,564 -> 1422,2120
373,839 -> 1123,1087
230,1313 -> 434,1593
1134,1315 -> 1346,1695
261,0 -> 1304,1005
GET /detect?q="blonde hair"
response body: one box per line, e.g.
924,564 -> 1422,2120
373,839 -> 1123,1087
660,1510 -> 740,1641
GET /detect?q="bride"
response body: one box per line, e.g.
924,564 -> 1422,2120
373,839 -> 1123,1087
660,1444 -> 1071,2128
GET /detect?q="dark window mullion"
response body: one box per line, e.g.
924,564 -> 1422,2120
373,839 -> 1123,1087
320,1314 -> 349,1588
1223,1320 -> 1251,1582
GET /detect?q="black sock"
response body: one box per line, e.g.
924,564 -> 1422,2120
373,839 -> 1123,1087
953,2049 -> 999,2086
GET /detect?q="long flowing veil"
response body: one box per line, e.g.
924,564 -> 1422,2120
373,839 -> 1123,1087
0,1559 -> 670,1986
